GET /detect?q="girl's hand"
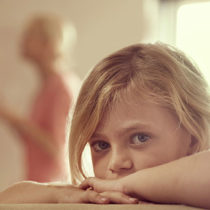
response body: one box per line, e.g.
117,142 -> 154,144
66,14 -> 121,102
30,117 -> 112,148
80,177 -> 124,193
80,178 -> 140,204
98,191 -> 139,204
0,181 -> 137,204
55,185 -> 138,204
0,181 -> 109,204
52,184 -> 110,204
80,178 -> 151,204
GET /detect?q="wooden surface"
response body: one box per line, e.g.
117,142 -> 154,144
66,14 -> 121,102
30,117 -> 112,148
0,204 -> 204,210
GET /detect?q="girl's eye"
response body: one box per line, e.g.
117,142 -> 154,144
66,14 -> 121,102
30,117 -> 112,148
91,141 -> 110,152
130,133 -> 150,145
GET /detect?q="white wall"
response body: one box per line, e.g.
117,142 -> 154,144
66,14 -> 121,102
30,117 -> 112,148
0,0 -> 157,190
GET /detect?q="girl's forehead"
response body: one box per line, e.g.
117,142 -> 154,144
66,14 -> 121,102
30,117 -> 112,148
98,90 -> 158,125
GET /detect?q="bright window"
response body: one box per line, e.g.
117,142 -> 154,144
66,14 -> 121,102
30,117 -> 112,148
176,1 -> 210,82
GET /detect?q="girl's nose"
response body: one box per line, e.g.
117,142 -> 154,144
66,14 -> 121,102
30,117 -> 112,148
108,148 -> 133,174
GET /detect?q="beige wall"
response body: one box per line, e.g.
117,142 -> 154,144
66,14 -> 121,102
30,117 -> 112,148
0,0 -> 159,190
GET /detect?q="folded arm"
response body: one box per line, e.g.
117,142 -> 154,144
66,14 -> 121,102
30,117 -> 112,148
0,181 -> 138,204
81,150 -> 210,208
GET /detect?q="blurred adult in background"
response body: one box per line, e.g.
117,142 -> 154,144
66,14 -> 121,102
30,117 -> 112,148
0,14 -> 80,182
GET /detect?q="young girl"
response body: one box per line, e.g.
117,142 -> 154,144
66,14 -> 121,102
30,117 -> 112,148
0,42 -> 210,208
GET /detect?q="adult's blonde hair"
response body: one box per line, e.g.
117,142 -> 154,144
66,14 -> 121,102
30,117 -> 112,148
23,14 -> 77,58
69,42 -> 210,184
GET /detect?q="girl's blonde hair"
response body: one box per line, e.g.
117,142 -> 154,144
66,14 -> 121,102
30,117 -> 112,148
69,42 -> 210,184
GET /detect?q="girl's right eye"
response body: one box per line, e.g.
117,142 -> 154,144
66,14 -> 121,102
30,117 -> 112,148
91,141 -> 110,152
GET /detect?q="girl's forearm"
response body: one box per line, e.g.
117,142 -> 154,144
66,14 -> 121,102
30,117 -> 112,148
0,182 -> 55,203
120,150 -> 210,208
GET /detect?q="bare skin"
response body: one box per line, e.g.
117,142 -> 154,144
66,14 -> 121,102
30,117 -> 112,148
0,181 -> 138,204
80,150 -> 210,208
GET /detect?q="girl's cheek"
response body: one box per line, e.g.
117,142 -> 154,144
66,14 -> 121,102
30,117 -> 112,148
93,156 -> 109,179
93,163 -> 105,178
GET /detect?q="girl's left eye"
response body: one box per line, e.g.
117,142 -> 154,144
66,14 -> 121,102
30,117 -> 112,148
130,133 -> 150,145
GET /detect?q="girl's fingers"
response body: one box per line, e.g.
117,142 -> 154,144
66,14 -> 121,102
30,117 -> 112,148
100,191 -> 139,204
82,189 -> 109,204
80,177 -> 96,190
55,186 -> 109,204
55,184 -> 139,204
80,178 -> 123,193
82,189 -> 139,204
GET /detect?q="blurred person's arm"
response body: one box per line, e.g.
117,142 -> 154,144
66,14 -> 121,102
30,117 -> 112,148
0,104 -> 57,158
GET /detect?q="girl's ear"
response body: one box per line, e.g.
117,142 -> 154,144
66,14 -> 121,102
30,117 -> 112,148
187,135 -> 199,155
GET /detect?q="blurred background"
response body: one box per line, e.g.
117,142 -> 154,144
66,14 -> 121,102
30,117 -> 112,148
0,0 -> 210,190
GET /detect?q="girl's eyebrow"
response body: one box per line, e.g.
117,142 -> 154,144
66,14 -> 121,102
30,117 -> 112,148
91,122 -> 152,140
91,133 -> 106,139
117,123 -> 152,138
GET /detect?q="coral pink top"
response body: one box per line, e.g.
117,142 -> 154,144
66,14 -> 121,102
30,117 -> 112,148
22,72 -> 72,182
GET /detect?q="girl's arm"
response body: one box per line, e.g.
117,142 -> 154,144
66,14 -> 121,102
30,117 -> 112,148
80,150 -> 210,208
0,181 -> 138,204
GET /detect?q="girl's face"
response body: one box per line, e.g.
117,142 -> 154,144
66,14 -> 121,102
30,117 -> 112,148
89,91 -> 194,179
